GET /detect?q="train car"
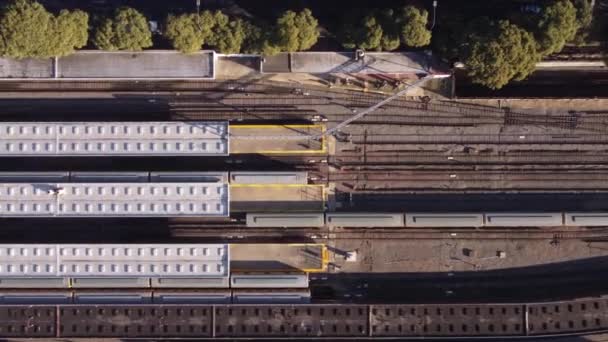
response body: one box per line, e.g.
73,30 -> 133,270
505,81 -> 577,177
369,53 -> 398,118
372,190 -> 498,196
405,213 -> 484,228
73,291 -> 152,304
0,244 -> 230,289
230,273 -> 309,289
246,213 -> 324,228
564,212 -> 608,226
0,291 -> 72,304
484,213 -> 563,227
0,182 -> 229,217
232,290 -> 311,304
153,291 -> 232,304
0,121 -> 229,156
326,213 -> 404,227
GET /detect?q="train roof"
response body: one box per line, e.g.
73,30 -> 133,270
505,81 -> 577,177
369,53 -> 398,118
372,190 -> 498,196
484,212 -> 563,227
0,244 -> 230,287
564,212 -> 608,226
246,213 -> 324,227
230,273 -> 309,288
0,122 -> 228,156
326,213 -> 404,227
0,182 -> 229,217
405,213 -> 484,227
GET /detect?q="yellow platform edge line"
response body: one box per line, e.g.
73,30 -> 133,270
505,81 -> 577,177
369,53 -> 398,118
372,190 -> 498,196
230,124 -> 323,128
230,184 -> 326,188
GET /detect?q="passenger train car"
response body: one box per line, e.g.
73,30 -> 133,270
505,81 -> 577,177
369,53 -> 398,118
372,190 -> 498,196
246,212 -> 608,228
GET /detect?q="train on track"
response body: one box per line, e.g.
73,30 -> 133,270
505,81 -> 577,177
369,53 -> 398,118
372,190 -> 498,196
246,212 -> 608,228
0,289 -> 311,305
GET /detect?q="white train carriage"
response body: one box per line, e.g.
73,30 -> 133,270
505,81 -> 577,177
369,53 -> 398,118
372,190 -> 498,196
0,244 -> 230,289
483,213 -> 563,227
405,213 -> 484,227
0,121 -> 229,156
246,213 -> 325,228
326,213 -> 404,227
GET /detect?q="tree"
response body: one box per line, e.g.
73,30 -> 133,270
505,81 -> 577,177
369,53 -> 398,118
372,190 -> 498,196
207,11 -> 246,54
275,9 -> 319,52
464,20 -> 539,89
535,0 -> 578,56
241,21 -> 280,55
571,0 -> 593,45
93,7 -> 152,51
400,6 -> 432,47
377,9 -> 401,51
0,0 -> 88,59
359,15 -> 383,50
164,11 -> 214,54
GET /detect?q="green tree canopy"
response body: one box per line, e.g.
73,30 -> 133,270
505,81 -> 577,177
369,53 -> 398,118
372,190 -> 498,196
358,15 -> 384,50
275,9 -> 319,52
240,21 -> 281,55
93,7 -> 152,51
206,11 -> 246,54
376,9 -> 401,51
571,0 -> 592,45
164,11 -> 214,54
535,0 -> 578,56
400,5 -> 432,47
339,6 -> 434,51
464,20 -> 539,89
0,0 -> 88,59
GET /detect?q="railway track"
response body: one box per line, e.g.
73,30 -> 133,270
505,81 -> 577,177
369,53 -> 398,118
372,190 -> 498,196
7,297 -> 608,339
343,133 -> 608,145
332,152 -> 608,165
168,225 -> 608,241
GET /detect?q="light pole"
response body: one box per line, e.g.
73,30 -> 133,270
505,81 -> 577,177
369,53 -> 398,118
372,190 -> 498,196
196,0 -> 200,14
431,1 -> 438,30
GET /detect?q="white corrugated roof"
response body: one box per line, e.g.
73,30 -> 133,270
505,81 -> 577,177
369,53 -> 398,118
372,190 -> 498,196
0,244 -> 229,277
0,122 -> 228,156
0,183 -> 229,217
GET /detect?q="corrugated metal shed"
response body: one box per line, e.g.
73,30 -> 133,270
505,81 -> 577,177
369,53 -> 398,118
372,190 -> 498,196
0,182 -> 229,217
0,244 -> 229,285
405,213 -> 484,227
326,213 -> 404,227
484,213 -> 563,227
0,122 -> 228,156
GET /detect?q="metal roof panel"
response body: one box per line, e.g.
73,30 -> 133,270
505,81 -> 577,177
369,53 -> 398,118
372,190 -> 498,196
0,122 -> 228,156
0,183 -> 229,217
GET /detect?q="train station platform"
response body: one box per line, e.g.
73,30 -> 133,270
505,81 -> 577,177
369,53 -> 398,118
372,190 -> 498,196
230,243 -> 327,272
229,124 -> 326,154
230,184 -> 326,212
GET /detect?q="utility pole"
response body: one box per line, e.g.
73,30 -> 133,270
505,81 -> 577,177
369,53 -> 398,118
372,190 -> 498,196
196,0 -> 200,14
